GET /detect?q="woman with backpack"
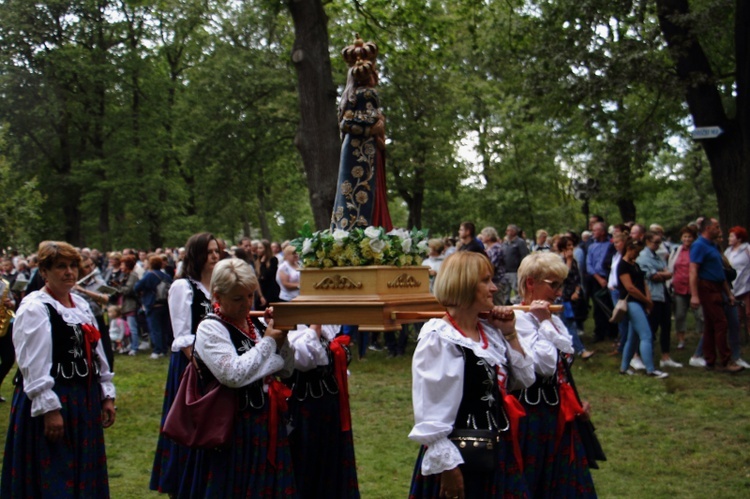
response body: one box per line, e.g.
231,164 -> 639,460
135,254 -> 173,359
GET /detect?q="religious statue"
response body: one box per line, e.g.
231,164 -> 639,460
331,34 -> 393,232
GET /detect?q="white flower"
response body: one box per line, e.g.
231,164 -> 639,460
388,228 -> 407,238
417,240 -> 429,252
401,237 -> 412,253
333,229 -> 349,246
302,238 -> 314,255
364,226 -> 381,239
370,238 -> 386,253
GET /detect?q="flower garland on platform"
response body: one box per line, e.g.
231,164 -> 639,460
292,224 -> 429,268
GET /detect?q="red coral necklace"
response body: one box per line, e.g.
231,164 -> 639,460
445,311 -> 488,349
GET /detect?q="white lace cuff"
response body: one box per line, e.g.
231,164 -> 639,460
100,381 -> 116,400
421,436 -> 463,476
30,388 -> 62,417
172,333 -> 195,351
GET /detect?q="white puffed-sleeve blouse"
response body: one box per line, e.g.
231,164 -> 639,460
13,290 -> 116,417
168,278 -> 211,352
194,318 -> 294,388
408,318 -> 535,476
515,312 -> 574,378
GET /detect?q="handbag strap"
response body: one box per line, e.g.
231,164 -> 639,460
189,324 -> 208,380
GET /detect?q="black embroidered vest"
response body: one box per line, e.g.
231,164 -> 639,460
47,303 -> 101,382
286,337 -> 349,401
454,345 -> 509,432
195,315 -> 267,411
188,279 -> 213,334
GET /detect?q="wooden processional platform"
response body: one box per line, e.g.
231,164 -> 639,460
270,266 -> 442,331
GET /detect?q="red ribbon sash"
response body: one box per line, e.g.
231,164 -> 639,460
329,335 -> 352,432
267,378 -> 292,467
495,365 -> 526,472
80,324 -> 101,385
556,381 -> 584,462
502,391 -> 527,472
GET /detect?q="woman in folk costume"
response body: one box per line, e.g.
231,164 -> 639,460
408,251 -> 535,498
151,232 -> 220,494
1,241 -> 116,497
180,258 -> 295,497
286,324 -> 359,498
513,252 -> 597,497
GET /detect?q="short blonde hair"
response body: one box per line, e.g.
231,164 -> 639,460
480,227 -> 499,243
427,238 -> 444,254
517,252 -> 568,301
433,252 -> 493,308
211,258 -> 258,296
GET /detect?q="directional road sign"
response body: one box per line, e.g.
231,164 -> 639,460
691,126 -> 723,140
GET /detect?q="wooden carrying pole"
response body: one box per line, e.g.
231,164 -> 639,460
249,305 -> 563,322
389,305 -> 563,321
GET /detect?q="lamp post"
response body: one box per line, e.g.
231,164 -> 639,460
572,178 -> 599,226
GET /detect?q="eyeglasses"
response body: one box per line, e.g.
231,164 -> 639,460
543,279 -> 564,291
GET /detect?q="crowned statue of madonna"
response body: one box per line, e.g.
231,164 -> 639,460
331,34 -> 393,232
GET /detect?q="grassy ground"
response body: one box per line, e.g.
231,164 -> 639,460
1,328 -> 749,498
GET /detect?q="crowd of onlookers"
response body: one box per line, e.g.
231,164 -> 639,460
437,217 -> 750,377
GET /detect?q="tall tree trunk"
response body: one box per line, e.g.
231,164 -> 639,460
92,5 -> 110,249
257,167 -> 271,239
610,138 -> 637,222
287,0 -> 340,230
57,106 -> 82,245
407,189 -> 423,229
408,163 -> 426,229
656,0 -> 750,231
616,199 -> 636,223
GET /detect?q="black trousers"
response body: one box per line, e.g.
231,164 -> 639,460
587,276 -> 618,341
648,296 -> 672,355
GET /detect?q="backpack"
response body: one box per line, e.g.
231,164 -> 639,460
155,272 -> 172,304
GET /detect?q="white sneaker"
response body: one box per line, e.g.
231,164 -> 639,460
149,352 -> 160,359
139,342 -> 151,351
660,358 -> 684,368
128,350 -> 137,356
647,370 -> 669,379
735,358 -> 750,369
630,357 -> 647,370
689,356 -> 706,367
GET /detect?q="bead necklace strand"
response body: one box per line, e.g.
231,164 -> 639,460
213,306 -> 257,341
445,311 -> 488,349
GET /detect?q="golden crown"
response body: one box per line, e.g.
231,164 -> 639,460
342,33 -> 378,67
